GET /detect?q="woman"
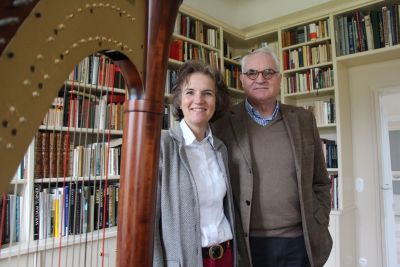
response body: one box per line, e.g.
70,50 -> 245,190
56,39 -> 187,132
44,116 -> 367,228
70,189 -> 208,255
153,60 -> 237,267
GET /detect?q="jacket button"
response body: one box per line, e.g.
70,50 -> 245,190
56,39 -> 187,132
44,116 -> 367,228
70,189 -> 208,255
246,200 -> 251,206
244,233 -> 248,238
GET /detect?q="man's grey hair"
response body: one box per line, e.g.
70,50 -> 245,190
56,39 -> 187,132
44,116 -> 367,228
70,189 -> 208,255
240,46 -> 281,72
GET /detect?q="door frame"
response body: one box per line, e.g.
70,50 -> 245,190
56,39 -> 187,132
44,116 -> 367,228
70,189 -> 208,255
373,84 -> 400,267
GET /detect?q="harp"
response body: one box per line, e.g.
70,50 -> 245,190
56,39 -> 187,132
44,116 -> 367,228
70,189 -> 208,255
0,0 -> 181,266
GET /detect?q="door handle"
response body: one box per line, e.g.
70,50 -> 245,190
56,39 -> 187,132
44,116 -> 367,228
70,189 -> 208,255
381,184 -> 391,190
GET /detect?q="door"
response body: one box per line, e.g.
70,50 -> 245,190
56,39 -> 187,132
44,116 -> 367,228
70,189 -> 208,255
376,88 -> 400,267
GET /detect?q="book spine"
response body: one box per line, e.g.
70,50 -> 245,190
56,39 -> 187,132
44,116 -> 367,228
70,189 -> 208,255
33,185 -> 41,240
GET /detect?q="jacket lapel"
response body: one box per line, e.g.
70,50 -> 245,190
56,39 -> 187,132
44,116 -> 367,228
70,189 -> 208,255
281,104 -> 303,180
230,103 -> 252,169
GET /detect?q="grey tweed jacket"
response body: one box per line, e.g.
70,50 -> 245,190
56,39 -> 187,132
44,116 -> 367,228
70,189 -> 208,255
153,124 -> 238,267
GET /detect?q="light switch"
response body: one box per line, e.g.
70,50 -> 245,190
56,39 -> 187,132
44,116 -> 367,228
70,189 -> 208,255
356,177 -> 364,193
358,257 -> 368,266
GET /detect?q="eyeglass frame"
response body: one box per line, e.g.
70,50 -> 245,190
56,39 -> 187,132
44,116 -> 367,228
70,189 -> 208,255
241,68 -> 279,80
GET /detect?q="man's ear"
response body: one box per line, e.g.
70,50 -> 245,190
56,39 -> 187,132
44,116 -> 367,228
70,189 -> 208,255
239,73 -> 245,86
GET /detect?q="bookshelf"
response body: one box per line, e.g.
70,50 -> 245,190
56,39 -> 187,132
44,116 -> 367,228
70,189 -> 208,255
166,9 -> 248,123
1,0 -> 400,266
279,16 -> 343,267
222,29 -> 279,93
0,54 -> 124,265
175,1 -> 400,267
169,11 -> 220,69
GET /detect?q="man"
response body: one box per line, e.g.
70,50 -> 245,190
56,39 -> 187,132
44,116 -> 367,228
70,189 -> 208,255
212,46 -> 332,267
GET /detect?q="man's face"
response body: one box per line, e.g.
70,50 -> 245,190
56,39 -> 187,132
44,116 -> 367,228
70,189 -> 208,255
240,53 -> 281,107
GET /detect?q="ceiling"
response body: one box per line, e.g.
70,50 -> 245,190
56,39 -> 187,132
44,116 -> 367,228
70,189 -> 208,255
182,0 -> 334,30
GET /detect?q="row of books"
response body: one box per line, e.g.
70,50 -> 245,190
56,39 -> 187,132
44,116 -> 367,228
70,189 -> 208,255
334,5 -> 400,56
223,41 -> 279,63
0,194 -> 22,245
12,155 -> 28,181
169,39 -> 220,69
304,98 -> 336,126
314,99 -> 336,126
282,19 -> 331,47
162,105 -> 178,130
284,67 -> 334,94
68,55 -> 126,89
33,183 -> 119,240
223,39 -> 233,59
282,43 -> 332,70
321,138 -> 338,169
174,13 -> 219,48
165,69 -> 178,95
330,174 -> 339,209
71,142 -> 121,178
34,132 -> 122,179
42,94 -> 125,130
224,64 -> 242,90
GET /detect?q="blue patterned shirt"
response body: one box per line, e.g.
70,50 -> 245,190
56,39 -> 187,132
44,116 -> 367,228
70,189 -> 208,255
245,99 -> 280,126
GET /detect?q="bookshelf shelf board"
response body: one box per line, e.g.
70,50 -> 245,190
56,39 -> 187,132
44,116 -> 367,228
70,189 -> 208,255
168,58 -> 184,68
10,179 -> 26,185
284,87 -> 335,99
33,175 -> 120,184
317,123 -> 336,129
38,125 -> 123,136
0,227 -> 117,259
330,209 -> 341,216
327,168 -> 339,173
224,57 -> 241,66
283,61 -> 333,74
172,33 -> 220,52
164,95 -> 172,104
335,44 -> 400,67
65,80 -> 125,94
282,36 -> 332,51
228,87 -> 245,96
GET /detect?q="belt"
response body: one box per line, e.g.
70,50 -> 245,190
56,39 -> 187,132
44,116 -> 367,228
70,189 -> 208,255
202,240 -> 231,260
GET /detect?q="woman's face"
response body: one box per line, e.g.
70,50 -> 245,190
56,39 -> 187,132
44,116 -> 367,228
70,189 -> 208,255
181,72 -> 216,131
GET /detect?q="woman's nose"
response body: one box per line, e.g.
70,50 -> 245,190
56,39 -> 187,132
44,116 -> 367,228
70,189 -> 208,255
194,93 -> 204,102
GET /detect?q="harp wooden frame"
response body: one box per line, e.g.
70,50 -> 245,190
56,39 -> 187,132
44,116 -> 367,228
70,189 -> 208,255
0,0 -> 181,266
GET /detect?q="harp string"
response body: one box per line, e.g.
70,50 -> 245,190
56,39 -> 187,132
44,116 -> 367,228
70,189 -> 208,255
101,59 -> 116,267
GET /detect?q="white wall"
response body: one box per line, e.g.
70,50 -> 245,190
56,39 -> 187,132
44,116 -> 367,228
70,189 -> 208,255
182,0 -> 332,29
348,58 -> 400,267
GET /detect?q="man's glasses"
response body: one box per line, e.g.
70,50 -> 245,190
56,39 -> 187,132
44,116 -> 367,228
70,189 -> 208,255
242,68 -> 279,80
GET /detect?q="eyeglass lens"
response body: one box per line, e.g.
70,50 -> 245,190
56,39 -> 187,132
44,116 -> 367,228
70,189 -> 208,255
246,69 -> 277,80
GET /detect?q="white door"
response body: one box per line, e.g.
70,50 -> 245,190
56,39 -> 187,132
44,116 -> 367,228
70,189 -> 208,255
376,88 -> 400,267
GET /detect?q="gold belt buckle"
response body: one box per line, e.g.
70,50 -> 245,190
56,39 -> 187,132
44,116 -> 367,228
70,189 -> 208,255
208,243 -> 224,260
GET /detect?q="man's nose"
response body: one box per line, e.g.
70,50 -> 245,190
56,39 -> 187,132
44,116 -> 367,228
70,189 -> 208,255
255,72 -> 266,83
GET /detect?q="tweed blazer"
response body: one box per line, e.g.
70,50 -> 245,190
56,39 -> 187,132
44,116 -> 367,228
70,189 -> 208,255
153,124 -> 238,267
212,102 -> 333,267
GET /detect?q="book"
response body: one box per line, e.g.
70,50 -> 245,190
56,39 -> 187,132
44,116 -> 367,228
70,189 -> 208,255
41,132 -> 50,178
56,132 -> 64,178
33,184 -> 41,240
49,132 -> 57,178
364,13 -> 374,50
34,132 -> 43,179
309,22 -> 317,41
